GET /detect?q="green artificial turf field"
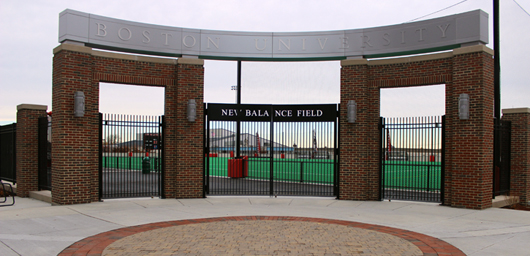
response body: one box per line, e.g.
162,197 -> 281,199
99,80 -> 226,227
102,156 -> 441,191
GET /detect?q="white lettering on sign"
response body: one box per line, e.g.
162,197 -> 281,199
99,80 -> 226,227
274,110 -> 292,117
438,24 -> 450,38
361,35 -> 372,48
96,23 -> 107,37
318,38 -> 328,50
255,39 -> 267,51
246,109 -> 269,117
207,37 -> 220,49
221,109 -> 238,116
183,35 -> 197,48
278,39 -> 290,51
297,110 -> 323,117
161,33 -> 172,46
383,33 -> 390,46
416,28 -> 426,42
339,36 -> 349,49
118,27 -> 132,41
142,30 -> 150,43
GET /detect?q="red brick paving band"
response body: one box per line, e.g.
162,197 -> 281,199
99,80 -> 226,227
58,216 -> 465,256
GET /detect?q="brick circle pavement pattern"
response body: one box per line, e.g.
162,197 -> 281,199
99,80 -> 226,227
59,216 -> 465,256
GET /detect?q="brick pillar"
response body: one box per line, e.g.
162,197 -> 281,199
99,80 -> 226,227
16,104 -> 48,197
340,59 -> 380,200
445,46 -> 494,209
52,44 -> 99,204
165,58 -> 204,198
502,108 -> 530,204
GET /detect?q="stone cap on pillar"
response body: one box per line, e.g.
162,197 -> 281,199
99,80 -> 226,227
503,108 -> 530,115
340,58 -> 368,66
177,57 -> 204,65
17,104 -> 47,111
453,44 -> 494,56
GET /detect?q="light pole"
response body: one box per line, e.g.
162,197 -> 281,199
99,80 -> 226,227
236,61 -> 242,157
231,85 -> 237,104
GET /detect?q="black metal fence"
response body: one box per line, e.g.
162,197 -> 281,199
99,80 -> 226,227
99,113 -> 164,199
380,116 -> 445,203
493,119 -> 511,197
0,123 -> 16,183
38,116 -> 52,191
205,103 -> 338,197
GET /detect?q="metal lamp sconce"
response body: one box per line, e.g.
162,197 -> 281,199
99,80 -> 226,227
74,91 -> 85,117
347,100 -> 357,123
458,94 -> 470,120
187,99 -> 197,122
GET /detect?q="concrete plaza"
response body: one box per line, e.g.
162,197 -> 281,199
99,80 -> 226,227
1,196 -> 529,255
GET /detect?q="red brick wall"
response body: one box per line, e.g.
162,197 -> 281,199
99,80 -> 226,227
502,109 -> 530,203
340,46 -> 495,209
163,59 -> 204,199
16,105 -> 47,197
174,60 -> 204,198
52,44 -> 204,204
447,51 -> 494,209
52,47 -> 97,204
340,60 -> 380,200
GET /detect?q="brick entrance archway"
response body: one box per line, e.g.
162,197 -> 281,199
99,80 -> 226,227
52,44 -> 204,204
339,45 -> 494,209
51,43 -> 495,209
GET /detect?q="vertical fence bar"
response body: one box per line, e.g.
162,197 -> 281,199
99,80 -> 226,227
121,114 -> 125,198
441,115 -> 446,204
203,104 -> 207,197
123,114 -> 127,198
378,117 -> 383,200
99,113 -> 163,199
137,114 -> 141,197
269,116 -> 274,196
98,113 -> 103,201
204,104 -> 338,197
159,116 -> 166,199
381,116 -> 443,203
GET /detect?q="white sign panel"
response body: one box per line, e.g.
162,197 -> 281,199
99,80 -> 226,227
59,9 -> 488,60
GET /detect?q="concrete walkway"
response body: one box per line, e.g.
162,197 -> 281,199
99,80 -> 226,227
1,196 -> 529,255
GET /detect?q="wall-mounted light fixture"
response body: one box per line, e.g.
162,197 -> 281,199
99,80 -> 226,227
458,93 -> 470,120
187,99 -> 197,122
347,100 -> 357,123
74,91 -> 85,117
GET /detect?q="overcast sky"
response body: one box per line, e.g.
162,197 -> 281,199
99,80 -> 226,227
1,0 -> 529,124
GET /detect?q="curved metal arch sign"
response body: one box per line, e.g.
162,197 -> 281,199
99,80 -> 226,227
59,9 -> 488,60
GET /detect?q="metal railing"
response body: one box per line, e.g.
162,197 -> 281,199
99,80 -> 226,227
99,113 -> 164,199
380,116 -> 445,203
493,119 -> 511,197
205,103 -> 339,197
0,123 -> 16,183
38,117 -> 51,191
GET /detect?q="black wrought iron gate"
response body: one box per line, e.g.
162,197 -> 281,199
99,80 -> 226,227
380,116 -> 445,203
0,123 -> 16,184
205,103 -> 339,197
99,113 -> 165,199
493,119 -> 511,197
38,116 -> 51,191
